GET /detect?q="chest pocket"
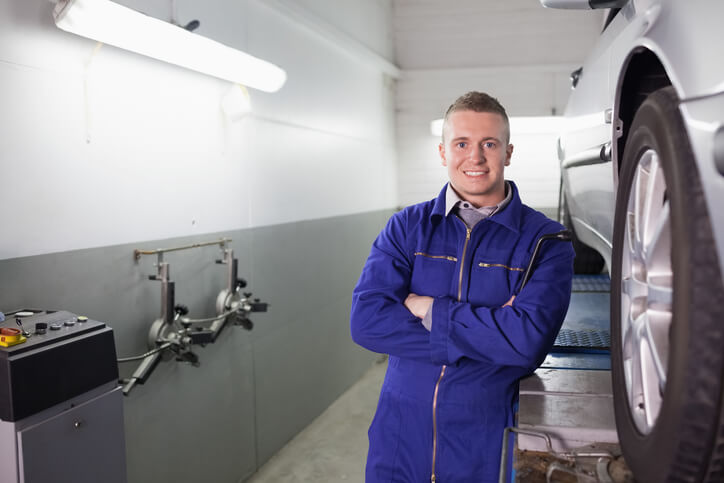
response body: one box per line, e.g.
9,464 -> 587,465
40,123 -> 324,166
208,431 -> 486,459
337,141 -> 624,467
410,252 -> 458,298
470,250 -> 528,306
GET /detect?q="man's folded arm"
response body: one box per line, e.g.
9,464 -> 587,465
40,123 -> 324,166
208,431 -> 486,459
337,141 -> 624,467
429,242 -> 574,370
350,214 -> 432,362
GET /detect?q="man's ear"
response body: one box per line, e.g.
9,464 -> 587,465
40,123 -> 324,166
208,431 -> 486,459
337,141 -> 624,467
439,143 -> 447,166
505,143 -> 514,166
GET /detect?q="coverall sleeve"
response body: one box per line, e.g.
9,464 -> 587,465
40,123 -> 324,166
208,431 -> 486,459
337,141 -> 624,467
350,213 -> 432,362
429,238 -> 574,371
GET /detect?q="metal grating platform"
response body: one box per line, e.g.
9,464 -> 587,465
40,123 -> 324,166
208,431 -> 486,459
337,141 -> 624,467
571,274 -> 610,293
554,328 -> 610,349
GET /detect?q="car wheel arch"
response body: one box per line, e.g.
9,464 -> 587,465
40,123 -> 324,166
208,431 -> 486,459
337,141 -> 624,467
614,47 -> 672,177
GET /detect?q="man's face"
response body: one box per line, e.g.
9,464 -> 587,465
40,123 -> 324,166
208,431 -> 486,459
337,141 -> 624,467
439,110 -> 513,208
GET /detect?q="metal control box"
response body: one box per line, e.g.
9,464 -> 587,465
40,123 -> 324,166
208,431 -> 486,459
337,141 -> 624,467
0,309 -> 126,483
0,309 -> 119,421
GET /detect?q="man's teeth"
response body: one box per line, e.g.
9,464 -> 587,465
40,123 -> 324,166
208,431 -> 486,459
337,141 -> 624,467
465,171 -> 485,176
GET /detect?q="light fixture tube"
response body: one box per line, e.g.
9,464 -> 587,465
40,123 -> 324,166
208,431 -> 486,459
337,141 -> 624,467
52,0 -> 287,93
430,116 -> 565,137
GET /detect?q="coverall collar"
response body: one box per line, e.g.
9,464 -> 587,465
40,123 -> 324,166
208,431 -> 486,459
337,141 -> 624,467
430,181 -> 523,234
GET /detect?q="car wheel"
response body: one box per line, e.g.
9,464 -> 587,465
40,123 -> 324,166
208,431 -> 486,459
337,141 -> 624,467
610,86 -> 724,481
558,181 -> 605,274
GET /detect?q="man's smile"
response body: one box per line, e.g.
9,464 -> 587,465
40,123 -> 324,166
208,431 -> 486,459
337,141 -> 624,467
463,170 -> 487,177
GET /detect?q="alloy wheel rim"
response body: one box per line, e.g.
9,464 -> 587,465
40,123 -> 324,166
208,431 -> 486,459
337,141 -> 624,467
620,148 -> 673,435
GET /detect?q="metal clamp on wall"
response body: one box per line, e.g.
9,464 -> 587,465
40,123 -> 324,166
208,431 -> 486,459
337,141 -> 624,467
119,239 -> 268,396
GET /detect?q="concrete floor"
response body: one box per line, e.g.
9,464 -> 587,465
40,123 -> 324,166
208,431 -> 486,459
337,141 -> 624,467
246,276 -> 613,482
246,358 -> 386,483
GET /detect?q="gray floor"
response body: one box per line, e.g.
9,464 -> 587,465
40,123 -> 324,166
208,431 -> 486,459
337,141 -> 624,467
246,276 -> 612,482
246,358 -> 387,483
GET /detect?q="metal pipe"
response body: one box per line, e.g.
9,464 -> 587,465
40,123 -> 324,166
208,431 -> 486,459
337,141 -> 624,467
121,349 -> 165,395
517,230 -> 572,293
117,342 -> 173,363
499,427 -> 558,483
546,461 -> 598,483
230,256 -> 238,293
180,308 -> 236,324
133,237 -> 231,260
497,425 -> 614,483
162,280 -> 175,324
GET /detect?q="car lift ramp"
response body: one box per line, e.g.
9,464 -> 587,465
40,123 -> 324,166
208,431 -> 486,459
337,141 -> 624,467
507,274 -> 635,482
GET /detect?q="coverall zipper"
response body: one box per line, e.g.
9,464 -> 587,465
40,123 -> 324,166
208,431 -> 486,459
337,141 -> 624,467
431,221 -> 472,482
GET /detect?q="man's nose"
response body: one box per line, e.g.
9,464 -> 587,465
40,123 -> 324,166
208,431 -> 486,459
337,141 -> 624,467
470,144 -> 486,162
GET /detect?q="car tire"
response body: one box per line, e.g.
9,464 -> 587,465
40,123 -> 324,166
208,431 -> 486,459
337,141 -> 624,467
610,86 -> 724,481
558,182 -> 605,274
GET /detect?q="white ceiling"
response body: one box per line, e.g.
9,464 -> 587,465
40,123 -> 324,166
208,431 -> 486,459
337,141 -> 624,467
392,0 -> 605,70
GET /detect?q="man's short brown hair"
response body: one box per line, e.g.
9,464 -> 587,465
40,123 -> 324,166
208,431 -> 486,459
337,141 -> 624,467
442,91 -> 510,143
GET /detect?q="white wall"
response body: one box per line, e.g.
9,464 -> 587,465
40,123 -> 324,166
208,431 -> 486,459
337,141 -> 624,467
392,0 -> 605,208
395,66 -> 575,207
0,0 -> 397,260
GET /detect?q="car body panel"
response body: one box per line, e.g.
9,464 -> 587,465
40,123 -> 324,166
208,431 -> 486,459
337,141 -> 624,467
557,0 -> 724,276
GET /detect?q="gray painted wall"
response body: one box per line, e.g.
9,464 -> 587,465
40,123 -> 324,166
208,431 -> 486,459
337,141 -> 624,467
0,209 -> 392,482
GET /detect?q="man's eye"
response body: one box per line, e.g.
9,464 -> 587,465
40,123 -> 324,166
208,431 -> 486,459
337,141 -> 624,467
484,142 -> 496,149
456,142 -> 467,148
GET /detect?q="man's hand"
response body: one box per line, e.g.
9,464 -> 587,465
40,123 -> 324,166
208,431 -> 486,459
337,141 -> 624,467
502,295 -> 515,307
404,293 -> 433,319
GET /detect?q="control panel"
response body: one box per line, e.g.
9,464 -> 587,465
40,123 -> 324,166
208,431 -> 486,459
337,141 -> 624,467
0,309 -> 119,421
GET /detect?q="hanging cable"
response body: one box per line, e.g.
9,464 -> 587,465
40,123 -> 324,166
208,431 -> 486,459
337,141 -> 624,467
179,308 -> 236,324
117,342 -> 173,363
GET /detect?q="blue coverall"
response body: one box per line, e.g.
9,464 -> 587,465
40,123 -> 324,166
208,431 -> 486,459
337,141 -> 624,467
350,182 -> 574,482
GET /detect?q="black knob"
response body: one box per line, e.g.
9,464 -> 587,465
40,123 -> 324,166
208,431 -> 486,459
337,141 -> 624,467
183,19 -> 200,32
35,322 -> 48,335
174,304 -> 189,316
236,278 -> 247,289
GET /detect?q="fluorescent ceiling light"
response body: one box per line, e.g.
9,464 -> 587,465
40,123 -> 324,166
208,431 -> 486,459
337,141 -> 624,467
430,116 -> 564,138
52,0 -> 287,93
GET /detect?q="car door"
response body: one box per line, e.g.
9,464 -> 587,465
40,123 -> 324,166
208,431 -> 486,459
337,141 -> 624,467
559,9 -> 628,264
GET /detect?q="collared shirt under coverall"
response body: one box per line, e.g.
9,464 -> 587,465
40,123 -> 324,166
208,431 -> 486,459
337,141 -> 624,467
350,181 -> 574,482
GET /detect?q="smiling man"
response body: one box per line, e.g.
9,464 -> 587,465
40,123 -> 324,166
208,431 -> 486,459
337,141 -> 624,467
441,105 -> 512,207
351,92 -> 575,482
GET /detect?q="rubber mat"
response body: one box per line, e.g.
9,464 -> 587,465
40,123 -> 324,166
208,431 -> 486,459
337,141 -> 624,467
554,328 -> 610,349
571,274 -> 610,293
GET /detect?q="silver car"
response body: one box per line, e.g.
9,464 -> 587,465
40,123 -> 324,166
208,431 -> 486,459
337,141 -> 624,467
542,0 -> 724,480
